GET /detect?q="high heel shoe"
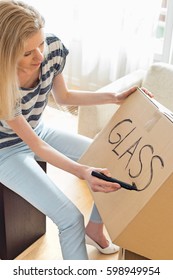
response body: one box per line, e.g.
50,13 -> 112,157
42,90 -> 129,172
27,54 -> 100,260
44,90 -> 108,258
85,234 -> 119,255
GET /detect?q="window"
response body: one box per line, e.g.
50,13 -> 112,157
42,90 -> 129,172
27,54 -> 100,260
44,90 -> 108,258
154,0 -> 173,63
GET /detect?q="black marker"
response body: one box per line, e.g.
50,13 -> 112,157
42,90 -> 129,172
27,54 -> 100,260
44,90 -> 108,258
91,171 -> 138,191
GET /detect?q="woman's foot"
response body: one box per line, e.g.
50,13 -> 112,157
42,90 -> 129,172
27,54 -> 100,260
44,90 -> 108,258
85,221 -> 119,254
85,234 -> 119,254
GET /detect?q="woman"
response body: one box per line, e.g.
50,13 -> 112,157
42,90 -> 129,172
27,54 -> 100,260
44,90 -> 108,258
0,0 -> 140,260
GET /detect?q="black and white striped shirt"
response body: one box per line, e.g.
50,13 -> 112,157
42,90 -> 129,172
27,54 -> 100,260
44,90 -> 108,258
0,34 -> 69,149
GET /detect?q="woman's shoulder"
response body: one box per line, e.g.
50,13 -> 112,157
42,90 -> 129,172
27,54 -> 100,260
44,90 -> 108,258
45,33 -> 60,45
42,33 -> 69,75
45,33 -> 69,55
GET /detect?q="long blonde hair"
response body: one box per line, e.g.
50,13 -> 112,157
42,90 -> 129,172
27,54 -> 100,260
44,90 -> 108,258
0,0 -> 45,119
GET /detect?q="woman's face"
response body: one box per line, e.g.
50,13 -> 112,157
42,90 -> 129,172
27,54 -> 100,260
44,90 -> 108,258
18,28 -> 45,72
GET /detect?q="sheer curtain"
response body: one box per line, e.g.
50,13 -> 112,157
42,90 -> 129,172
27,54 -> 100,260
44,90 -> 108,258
25,0 -> 162,90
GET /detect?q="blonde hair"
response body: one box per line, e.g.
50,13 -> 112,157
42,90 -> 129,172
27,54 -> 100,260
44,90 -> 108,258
0,0 -> 45,119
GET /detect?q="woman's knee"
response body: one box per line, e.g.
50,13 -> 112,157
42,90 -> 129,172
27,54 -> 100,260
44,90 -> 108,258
52,202 -> 85,233
65,208 -> 84,231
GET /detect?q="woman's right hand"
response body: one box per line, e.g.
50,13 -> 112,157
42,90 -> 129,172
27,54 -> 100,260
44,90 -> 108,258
81,166 -> 121,193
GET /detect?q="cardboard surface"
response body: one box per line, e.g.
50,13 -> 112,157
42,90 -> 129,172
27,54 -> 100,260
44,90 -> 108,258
79,90 -> 173,259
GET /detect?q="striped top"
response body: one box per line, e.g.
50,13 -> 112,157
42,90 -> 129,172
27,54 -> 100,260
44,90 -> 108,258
0,34 -> 69,149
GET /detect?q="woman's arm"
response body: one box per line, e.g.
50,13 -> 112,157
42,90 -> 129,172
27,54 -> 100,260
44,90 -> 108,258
6,115 -> 121,193
52,73 -> 138,106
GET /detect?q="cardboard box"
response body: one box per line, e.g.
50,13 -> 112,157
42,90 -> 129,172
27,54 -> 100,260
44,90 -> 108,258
79,89 -> 173,259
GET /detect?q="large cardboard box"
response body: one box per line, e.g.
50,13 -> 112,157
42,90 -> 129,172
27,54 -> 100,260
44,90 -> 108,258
79,89 -> 173,260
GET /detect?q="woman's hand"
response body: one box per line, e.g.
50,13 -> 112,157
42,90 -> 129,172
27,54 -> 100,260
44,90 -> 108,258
115,86 -> 154,105
115,86 -> 137,104
140,87 -> 154,98
81,166 -> 121,193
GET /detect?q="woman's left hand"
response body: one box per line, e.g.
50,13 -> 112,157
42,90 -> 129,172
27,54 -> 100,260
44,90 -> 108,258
115,86 -> 154,104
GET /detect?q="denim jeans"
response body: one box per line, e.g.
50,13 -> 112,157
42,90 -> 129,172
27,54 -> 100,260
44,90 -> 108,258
0,121 -> 102,259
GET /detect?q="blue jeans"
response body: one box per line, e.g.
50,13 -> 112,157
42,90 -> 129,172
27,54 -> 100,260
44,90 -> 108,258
0,121 -> 102,260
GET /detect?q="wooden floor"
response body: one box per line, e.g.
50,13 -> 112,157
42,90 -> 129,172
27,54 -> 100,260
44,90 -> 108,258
15,106 -> 119,260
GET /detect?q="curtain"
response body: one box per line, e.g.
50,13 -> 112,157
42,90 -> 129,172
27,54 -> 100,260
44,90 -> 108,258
24,0 -> 162,90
